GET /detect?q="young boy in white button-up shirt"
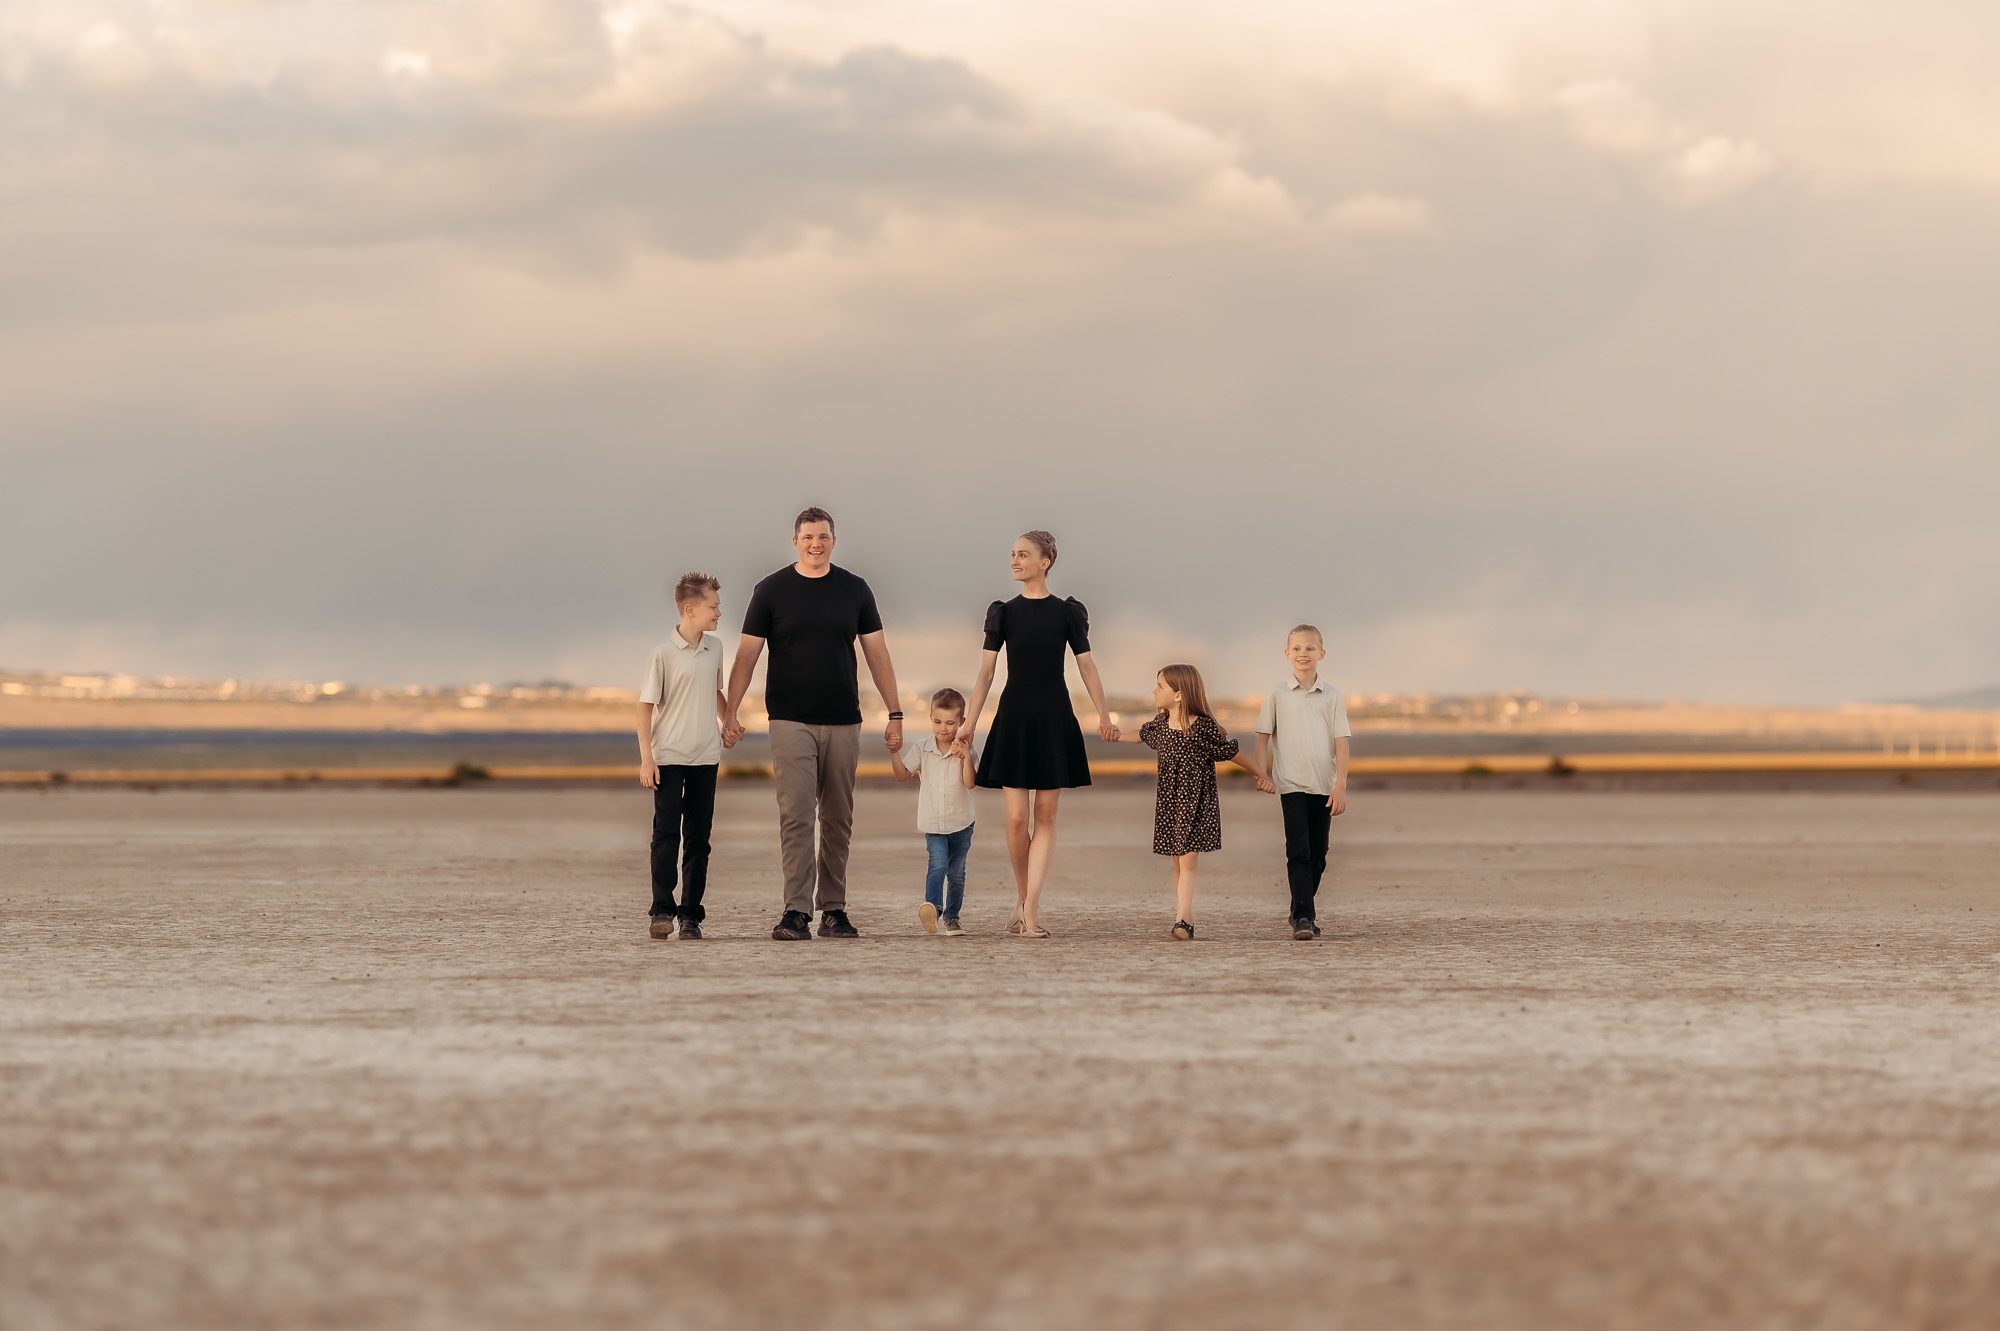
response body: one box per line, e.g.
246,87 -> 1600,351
635,573 -> 736,940
889,688 -> 978,936
1253,625 -> 1351,940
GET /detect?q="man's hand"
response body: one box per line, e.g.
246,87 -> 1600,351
640,761 -> 659,790
722,718 -> 744,749
1329,790 -> 1347,816
885,717 -> 904,753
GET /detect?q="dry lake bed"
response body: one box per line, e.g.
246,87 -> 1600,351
3,785 -> 1996,1330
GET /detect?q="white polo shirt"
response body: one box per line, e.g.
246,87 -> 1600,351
639,630 -> 725,767
1254,674 -> 1351,796
899,731 -> 976,835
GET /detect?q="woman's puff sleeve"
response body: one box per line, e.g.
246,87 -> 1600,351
1063,597 -> 1092,655
982,600 -> 1008,652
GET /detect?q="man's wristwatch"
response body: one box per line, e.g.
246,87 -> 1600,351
887,711 -> 904,721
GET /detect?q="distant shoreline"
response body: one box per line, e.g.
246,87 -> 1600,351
5,751 -> 1998,792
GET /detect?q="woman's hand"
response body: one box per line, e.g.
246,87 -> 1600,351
1097,715 -> 1119,742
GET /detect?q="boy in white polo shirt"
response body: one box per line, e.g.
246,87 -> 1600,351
636,573 -> 735,940
889,687 -> 977,935
1253,625 -> 1351,941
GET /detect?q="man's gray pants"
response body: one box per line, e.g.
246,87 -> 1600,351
769,720 -> 861,916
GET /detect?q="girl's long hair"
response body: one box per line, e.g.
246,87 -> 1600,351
1158,664 -> 1214,722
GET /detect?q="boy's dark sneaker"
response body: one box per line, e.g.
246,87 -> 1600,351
818,909 -> 860,938
941,917 -> 964,936
1291,919 -> 1314,941
650,915 -> 677,940
772,910 -> 813,941
678,919 -> 703,940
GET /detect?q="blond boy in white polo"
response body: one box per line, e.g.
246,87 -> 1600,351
636,573 -> 734,940
1253,625 -> 1350,940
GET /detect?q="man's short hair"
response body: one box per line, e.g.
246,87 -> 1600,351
930,687 -> 966,714
674,572 -> 721,608
794,506 -> 836,536
1288,624 -> 1325,646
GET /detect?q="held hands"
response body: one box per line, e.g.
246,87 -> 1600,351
884,718 -> 904,753
722,716 -> 745,749
1255,774 -> 1277,795
1097,715 -> 1120,743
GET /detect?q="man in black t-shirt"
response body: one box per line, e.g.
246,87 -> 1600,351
726,507 -> 904,940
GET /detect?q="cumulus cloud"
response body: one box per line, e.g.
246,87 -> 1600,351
1555,77 -> 1772,199
0,1 -> 1310,269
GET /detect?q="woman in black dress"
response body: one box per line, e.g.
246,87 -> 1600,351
956,531 -> 1116,938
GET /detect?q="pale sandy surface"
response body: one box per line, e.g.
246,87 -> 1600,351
2,786 -> 1996,1331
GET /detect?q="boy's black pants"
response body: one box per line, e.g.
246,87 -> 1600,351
651,764 -> 718,921
1280,791 -> 1332,922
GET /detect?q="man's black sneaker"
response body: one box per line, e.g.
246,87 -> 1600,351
1291,918 -> 1314,941
818,909 -> 861,938
678,919 -> 703,940
649,916 -> 677,940
772,910 -> 813,941
1310,921 -> 1322,938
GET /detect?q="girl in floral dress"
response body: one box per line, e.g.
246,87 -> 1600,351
1109,664 -> 1272,939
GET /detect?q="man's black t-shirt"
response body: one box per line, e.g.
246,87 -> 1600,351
741,564 -> 884,725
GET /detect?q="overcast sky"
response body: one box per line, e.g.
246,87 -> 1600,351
4,1 -> 1997,703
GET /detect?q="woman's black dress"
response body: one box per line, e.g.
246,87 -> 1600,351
975,595 -> 1093,790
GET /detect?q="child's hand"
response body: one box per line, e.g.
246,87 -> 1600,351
1097,717 -> 1119,742
639,761 -> 659,789
1256,775 -> 1276,794
1329,791 -> 1347,815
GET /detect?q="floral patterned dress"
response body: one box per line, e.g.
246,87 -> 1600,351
1139,712 -> 1239,855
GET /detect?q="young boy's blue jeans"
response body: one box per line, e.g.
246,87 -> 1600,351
924,822 -> 974,920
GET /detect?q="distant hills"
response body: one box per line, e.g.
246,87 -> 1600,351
1900,686 -> 2000,710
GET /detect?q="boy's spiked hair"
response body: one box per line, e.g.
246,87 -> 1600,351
1157,663 -> 1215,722
674,572 -> 721,608
1288,624 -> 1325,646
930,687 -> 966,714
